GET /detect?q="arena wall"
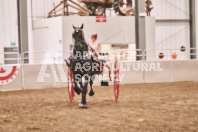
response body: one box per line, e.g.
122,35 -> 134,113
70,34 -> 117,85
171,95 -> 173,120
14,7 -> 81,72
23,64 -> 68,90
119,62 -> 144,84
1,60 -> 198,91
172,60 -> 198,82
33,16 -> 136,60
144,61 -> 172,83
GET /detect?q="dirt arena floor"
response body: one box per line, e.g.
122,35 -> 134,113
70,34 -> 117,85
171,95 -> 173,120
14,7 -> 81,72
0,82 -> 198,132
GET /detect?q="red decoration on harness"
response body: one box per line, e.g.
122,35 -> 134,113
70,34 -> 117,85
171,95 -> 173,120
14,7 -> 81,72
68,68 -> 75,102
97,63 -> 101,71
88,44 -> 98,58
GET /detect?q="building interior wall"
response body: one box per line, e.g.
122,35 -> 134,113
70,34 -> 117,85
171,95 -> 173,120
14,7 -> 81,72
196,0 -> 198,49
0,0 -> 197,58
151,0 -> 190,50
0,0 -> 18,54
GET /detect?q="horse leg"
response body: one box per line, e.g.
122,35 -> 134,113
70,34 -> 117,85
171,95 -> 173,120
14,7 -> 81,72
89,75 -> 95,96
74,75 -> 82,95
79,77 -> 84,89
80,76 -> 89,108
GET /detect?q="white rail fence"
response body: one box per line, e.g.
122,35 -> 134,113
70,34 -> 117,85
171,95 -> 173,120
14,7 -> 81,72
22,51 -> 65,64
0,49 -> 198,91
144,48 -> 197,61
0,52 -> 21,65
0,48 -> 197,65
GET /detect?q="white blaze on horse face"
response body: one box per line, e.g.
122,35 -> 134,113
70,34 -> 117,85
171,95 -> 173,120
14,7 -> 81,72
75,28 -> 82,33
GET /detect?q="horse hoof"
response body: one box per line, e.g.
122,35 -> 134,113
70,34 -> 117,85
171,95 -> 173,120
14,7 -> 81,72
89,90 -> 95,96
74,86 -> 81,95
78,103 -> 88,108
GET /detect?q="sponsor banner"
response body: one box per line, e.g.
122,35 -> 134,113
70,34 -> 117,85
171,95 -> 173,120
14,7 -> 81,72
96,16 -> 106,23
0,65 -> 20,86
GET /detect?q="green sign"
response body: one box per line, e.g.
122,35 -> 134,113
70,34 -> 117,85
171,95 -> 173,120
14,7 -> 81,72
11,42 -> 16,46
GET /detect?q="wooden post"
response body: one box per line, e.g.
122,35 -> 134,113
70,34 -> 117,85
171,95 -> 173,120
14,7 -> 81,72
53,2 -> 56,15
63,0 -> 66,16
63,0 -> 69,16
66,0 -> 69,16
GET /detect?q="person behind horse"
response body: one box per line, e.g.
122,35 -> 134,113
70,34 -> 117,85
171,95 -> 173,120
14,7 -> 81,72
90,34 -> 101,52
89,34 -> 103,73
87,34 -> 103,98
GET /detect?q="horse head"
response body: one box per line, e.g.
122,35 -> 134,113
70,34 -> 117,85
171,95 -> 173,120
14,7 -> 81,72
72,24 -> 84,40
72,24 -> 88,58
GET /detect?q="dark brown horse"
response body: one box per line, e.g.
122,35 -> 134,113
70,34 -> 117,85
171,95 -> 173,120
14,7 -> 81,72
66,24 -> 103,108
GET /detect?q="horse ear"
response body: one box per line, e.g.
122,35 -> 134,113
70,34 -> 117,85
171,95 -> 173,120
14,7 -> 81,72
80,24 -> 84,29
73,25 -> 76,29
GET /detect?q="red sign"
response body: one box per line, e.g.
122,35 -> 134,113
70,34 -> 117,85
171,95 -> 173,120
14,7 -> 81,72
96,16 -> 106,23
0,66 -> 20,85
